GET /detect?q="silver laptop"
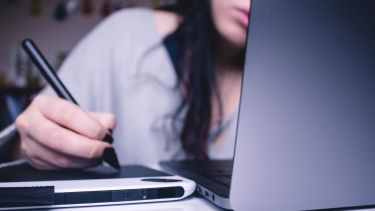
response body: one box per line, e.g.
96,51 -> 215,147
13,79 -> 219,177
162,0 -> 375,210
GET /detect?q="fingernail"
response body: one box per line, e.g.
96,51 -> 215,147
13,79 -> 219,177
103,133 -> 113,144
103,147 -> 121,171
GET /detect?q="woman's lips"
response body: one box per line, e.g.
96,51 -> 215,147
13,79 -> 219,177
234,8 -> 249,27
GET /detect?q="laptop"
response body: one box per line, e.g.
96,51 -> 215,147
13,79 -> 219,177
161,0 -> 375,210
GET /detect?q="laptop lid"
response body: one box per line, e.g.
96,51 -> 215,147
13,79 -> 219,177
231,0 -> 375,210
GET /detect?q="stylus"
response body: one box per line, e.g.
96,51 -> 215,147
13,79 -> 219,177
21,38 -> 120,171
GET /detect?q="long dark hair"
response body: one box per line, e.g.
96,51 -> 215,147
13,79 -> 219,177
165,0 -> 223,160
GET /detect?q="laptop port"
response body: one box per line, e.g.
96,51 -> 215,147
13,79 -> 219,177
196,186 -> 201,193
212,194 -> 215,202
204,191 -> 209,197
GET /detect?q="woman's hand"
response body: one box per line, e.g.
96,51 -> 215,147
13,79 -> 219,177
15,94 -> 116,170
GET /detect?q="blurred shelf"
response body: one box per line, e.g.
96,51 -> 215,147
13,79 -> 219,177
0,83 -> 44,95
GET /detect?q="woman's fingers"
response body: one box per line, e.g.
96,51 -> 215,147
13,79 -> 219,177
16,98 -> 110,158
21,133 -> 100,169
27,157 -> 59,170
15,94 -> 116,170
88,112 -> 116,132
34,114 -> 108,159
32,95 -> 109,140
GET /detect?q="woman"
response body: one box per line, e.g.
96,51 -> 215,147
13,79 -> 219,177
13,0 -> 250,169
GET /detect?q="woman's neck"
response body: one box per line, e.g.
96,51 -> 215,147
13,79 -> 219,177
210,35 -> 244,131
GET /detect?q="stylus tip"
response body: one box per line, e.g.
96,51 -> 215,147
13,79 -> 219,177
103,147 -> 121,171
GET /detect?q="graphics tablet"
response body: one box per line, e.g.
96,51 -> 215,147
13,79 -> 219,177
0,163 -> 196,210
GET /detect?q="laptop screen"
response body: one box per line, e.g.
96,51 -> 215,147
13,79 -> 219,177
232,0 -> 375,210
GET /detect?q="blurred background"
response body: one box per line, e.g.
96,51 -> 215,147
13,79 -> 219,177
0,0 -> 177,130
